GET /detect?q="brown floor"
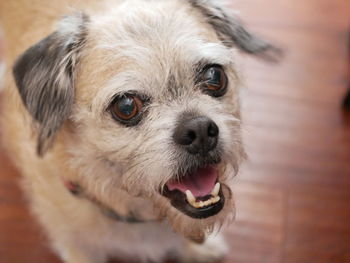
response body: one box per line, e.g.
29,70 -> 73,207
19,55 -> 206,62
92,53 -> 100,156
1,0 -> 350,263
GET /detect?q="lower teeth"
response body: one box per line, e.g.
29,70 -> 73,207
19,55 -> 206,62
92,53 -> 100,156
185,184 -> 221,208
189,196 -> 220,208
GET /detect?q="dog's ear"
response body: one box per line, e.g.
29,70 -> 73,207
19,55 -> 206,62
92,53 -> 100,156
189,0 -> 281,61
13,12 -> 89,156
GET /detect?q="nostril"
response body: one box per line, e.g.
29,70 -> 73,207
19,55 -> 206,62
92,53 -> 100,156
187,130 -> 196,143
208,122 -> 219,137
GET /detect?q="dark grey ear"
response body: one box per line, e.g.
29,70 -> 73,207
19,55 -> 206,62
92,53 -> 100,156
189,0 -> 281,60
13,12 -> 89,156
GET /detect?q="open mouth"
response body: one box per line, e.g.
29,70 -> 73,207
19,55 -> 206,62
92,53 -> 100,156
162,165 -> 224,219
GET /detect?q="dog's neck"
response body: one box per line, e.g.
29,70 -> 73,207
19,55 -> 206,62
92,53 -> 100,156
63,180 -> 158,224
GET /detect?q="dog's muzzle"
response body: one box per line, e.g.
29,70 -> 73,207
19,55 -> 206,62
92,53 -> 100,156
161,116 -> 225,219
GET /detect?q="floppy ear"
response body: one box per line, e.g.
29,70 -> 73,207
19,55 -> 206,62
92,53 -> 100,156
13,12 -> 89,156
189,0 -> 281,60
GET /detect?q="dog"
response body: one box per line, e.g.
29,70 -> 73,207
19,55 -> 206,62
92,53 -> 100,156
0,0 -> 278,262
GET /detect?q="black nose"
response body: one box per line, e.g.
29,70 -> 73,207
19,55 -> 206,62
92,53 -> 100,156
173,116 -> 219,155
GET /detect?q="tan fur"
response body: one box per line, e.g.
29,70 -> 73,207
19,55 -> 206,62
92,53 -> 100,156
0,1 -> 248,262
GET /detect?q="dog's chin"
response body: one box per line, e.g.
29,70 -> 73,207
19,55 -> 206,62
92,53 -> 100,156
160,164 -> 228,219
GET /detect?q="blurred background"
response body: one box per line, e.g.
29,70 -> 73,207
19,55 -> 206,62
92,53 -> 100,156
0,0 -> 349,262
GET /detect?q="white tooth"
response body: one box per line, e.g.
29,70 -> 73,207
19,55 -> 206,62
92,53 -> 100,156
185,190 -> 196,204
213,196 -> 220,203
211,182 -> 220,197
187,193 -> 221,208
189,201 -> 196,208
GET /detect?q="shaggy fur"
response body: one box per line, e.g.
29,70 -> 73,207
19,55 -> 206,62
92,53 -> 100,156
0,0 -> 277,262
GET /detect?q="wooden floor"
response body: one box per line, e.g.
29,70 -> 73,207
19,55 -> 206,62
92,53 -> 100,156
1,0 -> 350,262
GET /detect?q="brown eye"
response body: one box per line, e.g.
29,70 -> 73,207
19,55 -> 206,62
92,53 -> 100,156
200,66 -> 228,97
110,95 -> 143,125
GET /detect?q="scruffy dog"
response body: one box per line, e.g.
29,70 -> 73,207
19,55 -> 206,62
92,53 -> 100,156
0,0 -> 277,262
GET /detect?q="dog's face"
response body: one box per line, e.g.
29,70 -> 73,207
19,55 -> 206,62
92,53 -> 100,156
13,0 -> 277,241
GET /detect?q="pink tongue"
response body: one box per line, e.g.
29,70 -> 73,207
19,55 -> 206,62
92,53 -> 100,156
166,166 -> 218,197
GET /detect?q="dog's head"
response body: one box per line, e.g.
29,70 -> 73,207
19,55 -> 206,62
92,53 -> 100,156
13,0 -> 278,241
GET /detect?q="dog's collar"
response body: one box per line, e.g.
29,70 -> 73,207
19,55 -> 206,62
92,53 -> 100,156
63,180 -> 156,224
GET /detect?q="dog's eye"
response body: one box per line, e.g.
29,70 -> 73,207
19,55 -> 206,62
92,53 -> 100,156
110,95 -> 143,125
200,66 -> 228,97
